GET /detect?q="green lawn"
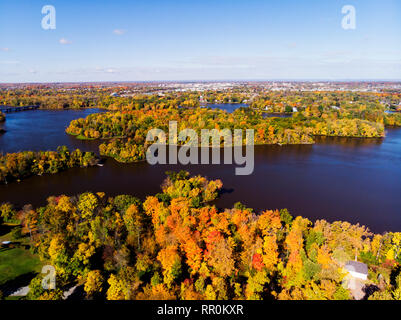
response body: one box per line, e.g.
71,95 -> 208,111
0,247 -> 42,286
0,228 -> 42,286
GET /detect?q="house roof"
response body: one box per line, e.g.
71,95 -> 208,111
345,261 -> 368,275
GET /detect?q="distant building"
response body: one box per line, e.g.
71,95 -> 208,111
345,261 -> 368,280
331,106 -> 340,110
292,107 -> 298,112
110,92 -> 119,97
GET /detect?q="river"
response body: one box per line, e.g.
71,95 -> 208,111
1,109 -> 401,233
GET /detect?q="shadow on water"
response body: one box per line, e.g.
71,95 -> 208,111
65,285 -> 86,300
220,188 -> 234,195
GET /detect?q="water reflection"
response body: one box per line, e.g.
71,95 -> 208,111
315,135 -> 383,147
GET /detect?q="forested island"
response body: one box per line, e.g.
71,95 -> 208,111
65,92 -> 394,163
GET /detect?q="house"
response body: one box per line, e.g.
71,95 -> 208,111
345,261 -> 368,280
292,107 -> 298,112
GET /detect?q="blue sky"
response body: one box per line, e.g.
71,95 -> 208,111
0,0 -> 400,82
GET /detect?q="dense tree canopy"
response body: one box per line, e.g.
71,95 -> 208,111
66,106 -> 386,163
0,146 -> 99,184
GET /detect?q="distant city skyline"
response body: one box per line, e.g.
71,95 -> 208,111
0,0 -> 400,82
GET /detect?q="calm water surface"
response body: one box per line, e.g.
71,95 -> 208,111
0,109 -> 104,153
1,109 -> 401,233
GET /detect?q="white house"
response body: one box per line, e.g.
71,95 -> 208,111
292,107 -> 298,112
345,261 -> 368,280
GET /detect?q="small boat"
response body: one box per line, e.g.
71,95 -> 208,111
97,163 -> 104,167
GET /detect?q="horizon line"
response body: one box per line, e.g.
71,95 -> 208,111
1,79 -> 401,85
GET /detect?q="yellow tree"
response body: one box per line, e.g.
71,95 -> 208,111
84,270 -> 104,298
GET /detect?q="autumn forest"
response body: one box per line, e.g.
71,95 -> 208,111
1,85 -> 401,301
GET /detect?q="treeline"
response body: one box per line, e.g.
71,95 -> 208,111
309,118 -> 385,138
0,146 -> 99,184
0,92 -> 97,109
2,88 -> 400,120
251,91 -> 397,113
251,91 -> 401,128
99,138 -> 146,163
2,171 -> 401,300
66,108 -> 384,163
0,111 -> 5,122
0,88 -> 196,110
0,86 -> 251,110
67,108 -> 316,162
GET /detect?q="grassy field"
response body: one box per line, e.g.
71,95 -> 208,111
0,227 -> 42,286
0,247 -> 42,285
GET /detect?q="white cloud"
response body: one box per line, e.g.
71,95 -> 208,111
113,29 -> 126,35
0,48 -> 10,52
59,38 -> 72,45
